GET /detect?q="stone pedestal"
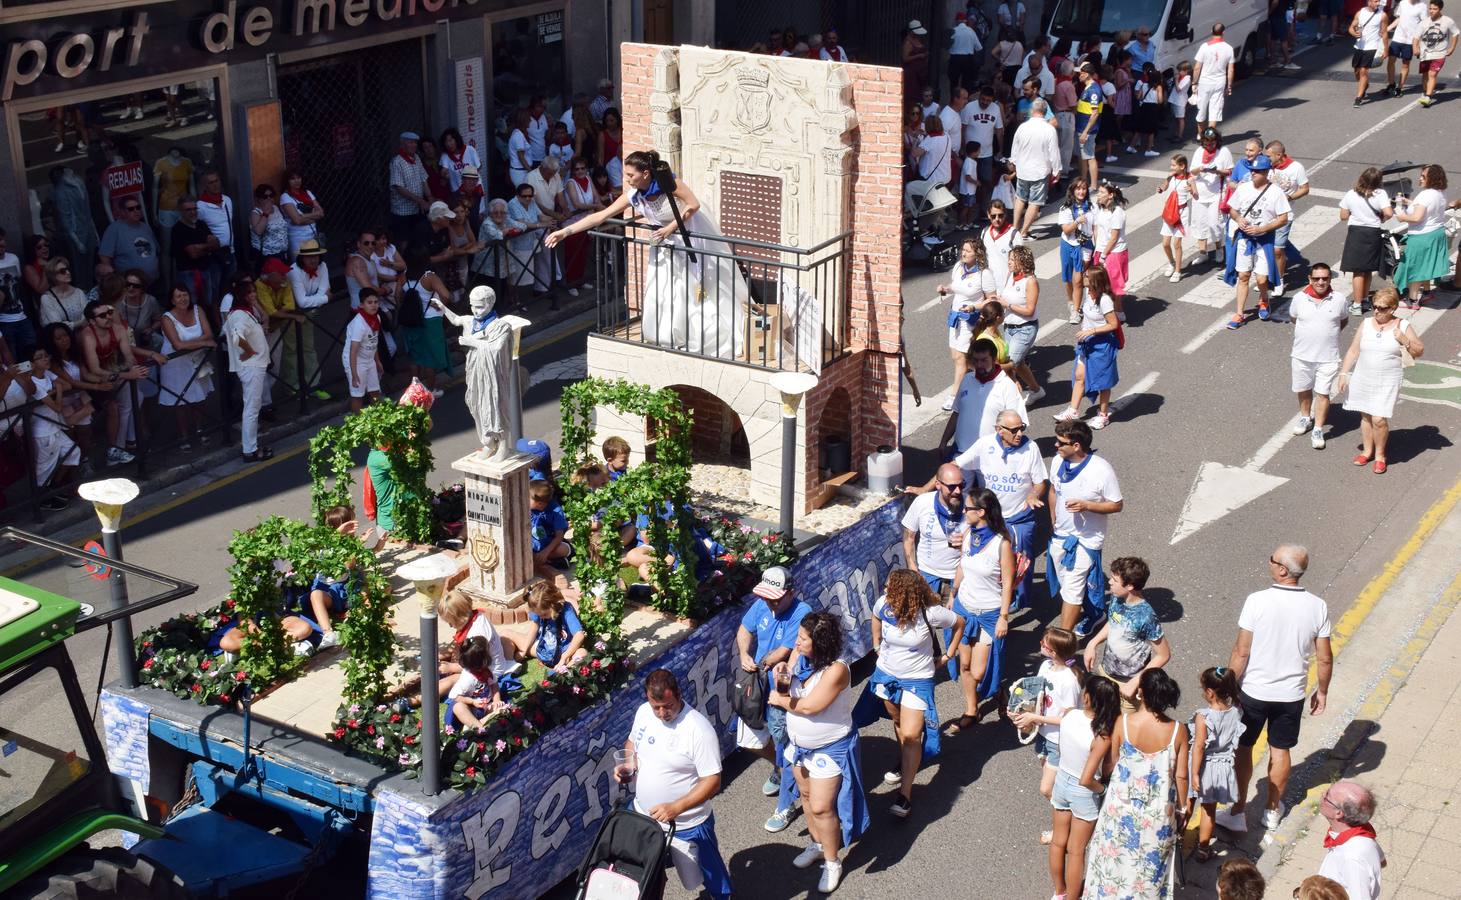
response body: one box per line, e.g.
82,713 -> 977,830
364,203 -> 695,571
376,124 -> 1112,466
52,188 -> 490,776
451,451 -> 535,608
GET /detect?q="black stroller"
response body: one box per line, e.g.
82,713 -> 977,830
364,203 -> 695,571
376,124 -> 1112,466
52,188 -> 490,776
574,794 -> 676,900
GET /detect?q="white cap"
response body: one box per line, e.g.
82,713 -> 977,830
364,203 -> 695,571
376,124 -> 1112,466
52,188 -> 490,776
427,200 -> 455,221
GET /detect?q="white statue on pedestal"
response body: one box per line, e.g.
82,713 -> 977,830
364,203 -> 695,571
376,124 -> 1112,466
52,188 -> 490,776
431,287 -> 529,460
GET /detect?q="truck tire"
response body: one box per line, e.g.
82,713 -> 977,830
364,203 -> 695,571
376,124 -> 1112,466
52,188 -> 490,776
10,846 -> 188,899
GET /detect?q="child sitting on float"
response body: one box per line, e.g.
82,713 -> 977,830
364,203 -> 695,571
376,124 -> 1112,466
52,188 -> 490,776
524,581 -> 588,669
447,636 -> 509,729
436,589 -> 526,700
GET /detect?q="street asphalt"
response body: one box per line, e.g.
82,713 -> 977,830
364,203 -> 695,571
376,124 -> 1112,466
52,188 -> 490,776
7,38 -> 1460,900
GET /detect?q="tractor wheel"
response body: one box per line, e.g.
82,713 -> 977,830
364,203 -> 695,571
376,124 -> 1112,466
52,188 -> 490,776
10,845 -> 188,899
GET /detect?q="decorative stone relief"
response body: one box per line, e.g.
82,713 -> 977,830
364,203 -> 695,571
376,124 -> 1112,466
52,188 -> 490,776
649,48 -> 682,175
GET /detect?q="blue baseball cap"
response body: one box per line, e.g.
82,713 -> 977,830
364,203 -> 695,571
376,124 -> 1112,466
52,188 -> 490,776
1250,154 -> 1272,172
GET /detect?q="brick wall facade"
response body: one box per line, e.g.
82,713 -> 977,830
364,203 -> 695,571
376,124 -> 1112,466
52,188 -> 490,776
617,45 -> 904,508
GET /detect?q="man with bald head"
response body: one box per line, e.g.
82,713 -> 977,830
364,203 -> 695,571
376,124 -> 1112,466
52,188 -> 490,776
1220,544 -> 1334,834
1317,780 -> 1385,900
902,462 -> 969,598
951,409 -> 1046,608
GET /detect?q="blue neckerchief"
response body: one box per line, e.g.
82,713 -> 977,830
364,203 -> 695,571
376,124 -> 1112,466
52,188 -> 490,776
1000,434 -> 1028,462
643,173 -> 670,200
876,605 -> 901,627
1056,450 -> 1096,483
933,495 -> 962,536
791,655 -> 816,684
966,525 -> 997,556
958,262 -> 980,280
470,310 -> 498,335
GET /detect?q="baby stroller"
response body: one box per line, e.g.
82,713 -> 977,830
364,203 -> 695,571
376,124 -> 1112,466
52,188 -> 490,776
903,177 -> 960,270
574,794 -> 676,900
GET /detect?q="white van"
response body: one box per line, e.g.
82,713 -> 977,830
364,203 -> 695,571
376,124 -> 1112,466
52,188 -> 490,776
1044,0 -> 1270,78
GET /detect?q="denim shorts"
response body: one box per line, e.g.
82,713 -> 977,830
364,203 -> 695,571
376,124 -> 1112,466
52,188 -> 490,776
1274,221 -> 1292,251
1003,321 -> 1039,364
1035,733 -> 1061,767
1079,132 -> 1097,160
1050,769 -> 1101,821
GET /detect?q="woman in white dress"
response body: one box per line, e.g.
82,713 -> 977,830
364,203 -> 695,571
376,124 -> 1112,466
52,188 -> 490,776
1338,287 -> 1424,474
935,237 -> 996,410
545,149 -> 747,360
157,283 -> 215,449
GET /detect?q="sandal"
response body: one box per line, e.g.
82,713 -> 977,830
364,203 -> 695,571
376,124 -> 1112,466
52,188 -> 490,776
1040,830 -> 1054,845
241,447 -> 275,462
1352,453 -> 1372,466
948,714 -> 979,734
1194,845 -> 1215,863
1372,460 -> 1388,475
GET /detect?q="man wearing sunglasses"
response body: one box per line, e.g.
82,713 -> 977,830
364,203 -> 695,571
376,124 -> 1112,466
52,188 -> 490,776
902,462 -> 970,598
951,409 -> 1046,609
98,197 -> 160,285
1289,263 -> 1350,450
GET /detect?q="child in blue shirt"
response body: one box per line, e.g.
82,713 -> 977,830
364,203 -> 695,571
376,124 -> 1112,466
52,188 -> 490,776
529,479 -> 570,578
525,581 -> 588,669
602,435 -> 631,482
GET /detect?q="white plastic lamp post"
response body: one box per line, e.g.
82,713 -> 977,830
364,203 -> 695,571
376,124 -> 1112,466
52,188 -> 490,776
78,478 -> 141,687
396,552 -> 460,796
768,372 -> 819,541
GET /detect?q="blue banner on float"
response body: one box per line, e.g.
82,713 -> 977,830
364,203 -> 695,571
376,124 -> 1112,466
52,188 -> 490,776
366,495 -> 907,899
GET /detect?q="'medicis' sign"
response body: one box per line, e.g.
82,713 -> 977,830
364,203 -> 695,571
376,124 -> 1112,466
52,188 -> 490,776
2,0 -> 502,101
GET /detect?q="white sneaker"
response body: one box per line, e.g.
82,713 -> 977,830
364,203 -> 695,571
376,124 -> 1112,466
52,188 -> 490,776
818,860 -> 843,893
883,770 -> 902,786
1168,271 -> 1181,283
1104,155 -> 1118,163
1311,427 -> 1327,449
317,631 -> 340,651
1052,407 -> 1080,422
293,640 -> 315,658
177,115 -> 188,127
1263,803 -> 1287,830
1292,416 -> 1313,435
1024,387 -> 1046,404
106,446 -> 135,464
1283,62 -> 1302,71
132,106 -> 144,119
1215,806 -> 1249,833
430,389 -> 445,399
1068,309 -> 1081,324
54,141 -> 65,153
793,842 -> 824,869
940,397 -> 955,412
568,287 -> 580,297
1143,149 -> 1160,157
76,140 -> 88,152
1124,145 -> 1138,154
1271,280 -> 1285,297
1089,412 -> 1110,429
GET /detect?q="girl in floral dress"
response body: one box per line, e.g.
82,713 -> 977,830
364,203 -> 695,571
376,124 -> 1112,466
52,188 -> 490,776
1084,669 -> 1190,899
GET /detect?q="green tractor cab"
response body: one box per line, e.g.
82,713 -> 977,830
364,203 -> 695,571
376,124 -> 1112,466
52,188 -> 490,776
0,527 -> 196,898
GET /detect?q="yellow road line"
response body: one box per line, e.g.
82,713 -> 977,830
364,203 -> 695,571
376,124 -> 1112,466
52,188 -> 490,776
1185,477 -> 1461,848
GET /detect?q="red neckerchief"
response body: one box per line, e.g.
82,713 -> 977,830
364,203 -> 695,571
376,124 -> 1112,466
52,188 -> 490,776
199,191 -> 223,205
230,303 -> 261,325
825,46 -> 844,61
446,148 -> 466,166
398,149 -> 417,165
454,609 -> 479,645
1324,823 -> 1377,849
1207,36 -> 1224,44
1201,146 -> 1217,164
358,309 -> 381,332
1276,155 -> 1295,170
572,175 -> 591,192
988,223 -> 1013,242
287,188 -> 312,205
974,366 -> 1000,384
1302,285 -> 1331,302
1013,272 -> 1027,283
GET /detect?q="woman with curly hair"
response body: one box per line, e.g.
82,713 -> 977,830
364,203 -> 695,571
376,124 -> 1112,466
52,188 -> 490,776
768,610 -> 868,894
853,568 -> 962,819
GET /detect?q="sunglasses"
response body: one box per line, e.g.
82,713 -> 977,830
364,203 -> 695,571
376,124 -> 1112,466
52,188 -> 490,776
937,481 -> 964,490
1000,423 -> 1028,433
91,308 -> 114,318
1054,438 -> 1076,447
1373,305 -> 1396,312
1309,276 -> 1331,282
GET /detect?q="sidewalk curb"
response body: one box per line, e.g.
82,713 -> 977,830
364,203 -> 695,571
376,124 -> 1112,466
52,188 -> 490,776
1254,483 -> 1461,880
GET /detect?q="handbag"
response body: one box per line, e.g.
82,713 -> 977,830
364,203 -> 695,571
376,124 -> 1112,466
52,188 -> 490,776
1006,675 -> 1051,744
732,664 -> 768,731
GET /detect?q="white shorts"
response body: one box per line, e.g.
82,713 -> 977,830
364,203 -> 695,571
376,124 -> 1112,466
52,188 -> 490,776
345,360 -> 381,398
967,614 -> 997,645
873,680 -> 929,710
33,430 -> 80,486
1292,358 -> 1340,395
1160,207 -> 1191,238
785,744 -> 846,779
949,319 -> 975,352
735,718 -> 772,750
1234,240 -> 1271,280
1193,85 -> 1225,122
1191,199 -> 1222,244
1051,543 -> 1097,606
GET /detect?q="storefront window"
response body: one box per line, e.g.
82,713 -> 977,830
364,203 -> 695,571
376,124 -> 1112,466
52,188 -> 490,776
492,11 -> 568,112
22,79 -> 223,294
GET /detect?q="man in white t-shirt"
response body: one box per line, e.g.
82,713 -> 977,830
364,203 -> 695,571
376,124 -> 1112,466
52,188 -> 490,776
1289,262 -> 1349,449
1220,544 -> 1333,833
1316,780 -> 1385,900
1387,0 -> 1431,94
1191,24 -> 1237,131
939,338 -> 1027,458
619,669 -> 732,900
962,87 -> 1005,195
940,88 -> 970,183
1265,141 -> 1309,297
525,95 -> 550,166
948,14 -> 984,91
956,409 -> 1047,607
1046,418 -> 1122,636
1014,37 -> 1056,97
902,462 -> 969,595
1225,155 -> 1291,328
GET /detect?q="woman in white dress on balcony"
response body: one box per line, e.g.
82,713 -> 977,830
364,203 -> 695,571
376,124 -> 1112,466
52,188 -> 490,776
545,149 -> 746,360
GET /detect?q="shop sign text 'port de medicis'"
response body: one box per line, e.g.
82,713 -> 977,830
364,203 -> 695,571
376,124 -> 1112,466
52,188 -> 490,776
2,0 -> 513,101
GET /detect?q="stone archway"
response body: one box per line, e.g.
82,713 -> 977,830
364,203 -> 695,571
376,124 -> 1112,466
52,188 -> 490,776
668,384 -> 751,465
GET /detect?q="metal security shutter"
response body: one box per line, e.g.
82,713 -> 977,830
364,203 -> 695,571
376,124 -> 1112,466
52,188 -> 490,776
718,171 -> 782,265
